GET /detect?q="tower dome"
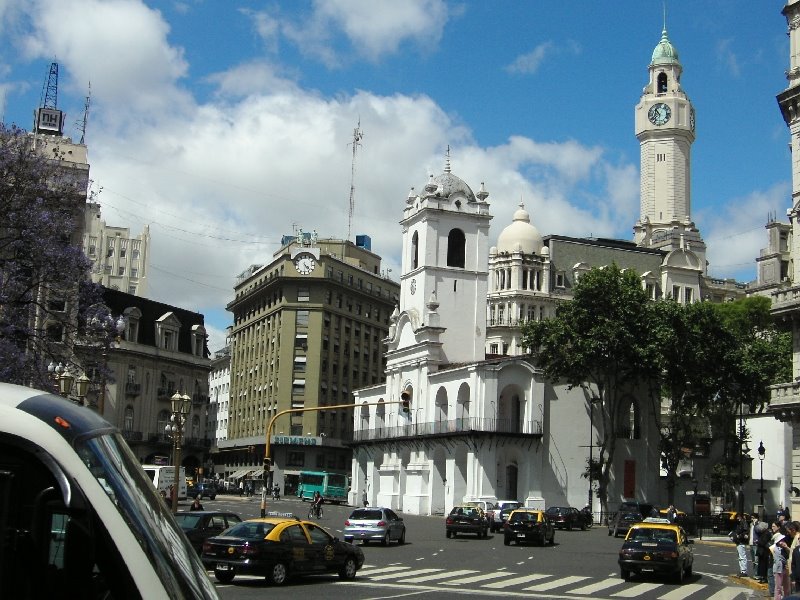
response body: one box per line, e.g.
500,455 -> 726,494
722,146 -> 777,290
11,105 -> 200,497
496,203 -> 543,255
421,170 -> 477,203
651,28 -> 680,66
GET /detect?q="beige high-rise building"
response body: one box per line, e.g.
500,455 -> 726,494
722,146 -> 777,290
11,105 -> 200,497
218,232 -> 399,495
83,202 -> 150,297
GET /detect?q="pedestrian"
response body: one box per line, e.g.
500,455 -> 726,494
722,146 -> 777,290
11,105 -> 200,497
770,521 -> 785,596
666,504 -> 677,523
362,489 -> 368,507
190,495 -> 204,511
758,521 -> 772,584
732,513 -> 750,577
752,514 -> 762,579
785,521 -> 800,596
772,530 -> 790,600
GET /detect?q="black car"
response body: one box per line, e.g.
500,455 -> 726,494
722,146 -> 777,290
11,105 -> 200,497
544,506 -> 587,531
618,519 -> 694,583
503,509 -> 555,546
445,505 -> 489,538
608,511 -> 642,538
174,510 -> 242,553
188,482 -> 218,500
201,514 -> 364,585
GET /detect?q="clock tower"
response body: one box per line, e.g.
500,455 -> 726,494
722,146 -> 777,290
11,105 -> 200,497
633,25 -> 706,270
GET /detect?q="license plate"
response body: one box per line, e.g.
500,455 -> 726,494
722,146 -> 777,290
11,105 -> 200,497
216,563 -> 231,571
517,533 -> 526,538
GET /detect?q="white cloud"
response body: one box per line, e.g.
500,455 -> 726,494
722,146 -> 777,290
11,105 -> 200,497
505,42 -> 554,75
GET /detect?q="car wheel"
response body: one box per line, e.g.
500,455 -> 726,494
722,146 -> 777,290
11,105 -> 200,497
446,530 -> 452,539
338,556 -> 357,580
483,528 -> 488,538
267,562 -> 289,586
608,529 -> 612,536
580,521 -> 586,531
675,564 -> 684,584
685,561 -> 693,577
214,568 -> 235,584
567,522 -> 572,531
503,536 -> 510,546
382,533 -> 389,546
621,568 -> 630,581
398,529 -> 406,545
550,532 -> 555,545
452,531 -> 457,538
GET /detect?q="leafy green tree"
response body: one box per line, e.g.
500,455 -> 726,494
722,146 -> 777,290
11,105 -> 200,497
521,265 -> 653,516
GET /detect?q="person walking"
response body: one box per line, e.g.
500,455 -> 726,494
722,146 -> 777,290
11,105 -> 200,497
733,513 -> 750,577
666,504 -> 678,523
784,521 -> 800,596
751,514 -> 762,579
758,520 -> 772,584
362,489 -> 368,507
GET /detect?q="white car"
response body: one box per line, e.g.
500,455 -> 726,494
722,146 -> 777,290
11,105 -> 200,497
490,500 -> 522,532
463,500 -> 497,530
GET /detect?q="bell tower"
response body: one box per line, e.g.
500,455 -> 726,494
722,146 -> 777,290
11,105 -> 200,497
633,23 -> 706,271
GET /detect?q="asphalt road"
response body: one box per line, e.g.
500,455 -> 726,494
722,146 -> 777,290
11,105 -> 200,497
193,494 -> 764,600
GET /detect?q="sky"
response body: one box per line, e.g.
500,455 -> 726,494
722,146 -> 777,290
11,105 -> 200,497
0,0 -> 793,352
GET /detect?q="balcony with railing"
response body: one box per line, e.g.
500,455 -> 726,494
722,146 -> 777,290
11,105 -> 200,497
769,381 -> 800,422
352,416 -> 542,442
192,392 -> 209,405
771,284 -> 800,318
125,382 -> 141,396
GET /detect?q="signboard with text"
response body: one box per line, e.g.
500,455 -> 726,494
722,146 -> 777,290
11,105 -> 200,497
271,435 -> 322,446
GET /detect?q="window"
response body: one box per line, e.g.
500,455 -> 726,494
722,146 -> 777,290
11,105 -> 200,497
292,379 -> 306,395
446,229 -> 466,268
489,343 -> 499,354
118,267 -> 125,276
131,268 -> 138,278
287,452 -> 305,467
296,310 -> 309,327
555,272 -> 565,288
46,323 -> 64,342
132,249 -> 140,260
411,230 -> 419,269
295,334 -> 308,350
123,406 -> 134,431
293,357 -> 307,373
297,287 -> 310,302
684,287 -> 693,304
657,72 -> 668,94
47,296 -> 66,312
88,244 -> 96,256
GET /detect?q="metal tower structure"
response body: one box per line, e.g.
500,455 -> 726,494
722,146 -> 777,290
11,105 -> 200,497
346,120 -> 363,242
40,62 -> 59,109
76,83 -> 91,144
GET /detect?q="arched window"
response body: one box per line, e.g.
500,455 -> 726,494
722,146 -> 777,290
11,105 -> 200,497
616,397 -> 640,440
411,231 -> 419,269
657,73 -> 668,94
157,410 -> 170,437
124,406 -> 134,432
447,229 -> 465,268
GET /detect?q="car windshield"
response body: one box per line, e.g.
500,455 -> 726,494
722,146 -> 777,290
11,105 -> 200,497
510,512 -> 538,523
224,521 -> 276,539
621,512 -> 642,521
75,432 -> 217,599
174,513 -> 203,530
629,528 -> 677,543
350,509 -> 383,520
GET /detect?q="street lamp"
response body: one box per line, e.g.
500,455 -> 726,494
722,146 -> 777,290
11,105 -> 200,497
758,441 -> 766,511
165,391 -> 191,513
738,401 -> 746,515
48,362 -> 90,405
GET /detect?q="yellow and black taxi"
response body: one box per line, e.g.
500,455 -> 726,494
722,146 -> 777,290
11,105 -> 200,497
618,517 -> 694,583
445,504 -> 489,538
201,512 -> 364,585
503,509 -> 555,546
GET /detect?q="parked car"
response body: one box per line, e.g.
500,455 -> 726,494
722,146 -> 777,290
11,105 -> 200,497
343,507 -> 406,545
446,505 -> 489,539
489,500 -> 522,532
503,509 -> 555,546
608,511 -> 642,538
187,482 -> 218,500
712,511 -> 749,534
201,513 -> 364,585
463,500 -> 497,531
618,501 -> 656,520
618,517 -> 694,583
545,506 -> 587,531
174,511 -> 242,553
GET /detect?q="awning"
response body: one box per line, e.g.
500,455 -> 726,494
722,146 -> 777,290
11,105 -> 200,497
229,468 -> 253,480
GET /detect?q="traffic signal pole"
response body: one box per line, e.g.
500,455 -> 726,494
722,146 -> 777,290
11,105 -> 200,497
259,399 -> 402,517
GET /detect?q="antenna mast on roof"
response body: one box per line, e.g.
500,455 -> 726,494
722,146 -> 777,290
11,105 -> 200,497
33,61 -> 65,137
347,119 -> 363,242
40,62 -> 58,110
75,82 -> 91,144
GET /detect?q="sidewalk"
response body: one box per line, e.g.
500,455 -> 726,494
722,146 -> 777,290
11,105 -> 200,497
695,537 -> 769,594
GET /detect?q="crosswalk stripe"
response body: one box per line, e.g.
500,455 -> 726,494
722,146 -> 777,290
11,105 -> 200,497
358,566 -> 413,577
569,577 -> 627,595
397,569 -> 478,583
658,583 -> 705,599
367,568 -> 442,581
523,575 -> 589,591
482,573 -> 549,588
705,587 -> 749,600
611,582 -> 662,597
442,571 -> 514,585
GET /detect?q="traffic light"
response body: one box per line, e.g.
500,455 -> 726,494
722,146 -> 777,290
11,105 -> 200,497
262,457 -> 271,481
401,391 -> 411,414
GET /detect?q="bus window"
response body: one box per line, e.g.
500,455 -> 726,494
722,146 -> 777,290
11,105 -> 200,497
297,471 -> 348,504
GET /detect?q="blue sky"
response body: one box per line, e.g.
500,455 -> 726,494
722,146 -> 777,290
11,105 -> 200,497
0,0 -> 792,351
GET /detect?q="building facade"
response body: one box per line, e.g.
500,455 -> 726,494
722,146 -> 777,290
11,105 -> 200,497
219,234 -> 399,495
83,202 -> 150,297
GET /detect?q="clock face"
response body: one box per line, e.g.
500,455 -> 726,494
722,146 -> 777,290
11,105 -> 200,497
294,254 -> 315,275
648,103 -> 672,126
690,108 -> 696,132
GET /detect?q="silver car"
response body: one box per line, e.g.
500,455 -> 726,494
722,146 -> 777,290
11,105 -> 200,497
344,507 -> 406,545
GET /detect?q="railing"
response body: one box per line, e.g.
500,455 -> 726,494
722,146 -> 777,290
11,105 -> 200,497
121,430 -> 143,442
125,382 -> 141,396
193,393 -> 209,404
352,416 -> 542,442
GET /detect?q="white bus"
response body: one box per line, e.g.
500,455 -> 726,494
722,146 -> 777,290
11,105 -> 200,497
142,464 -> 187,500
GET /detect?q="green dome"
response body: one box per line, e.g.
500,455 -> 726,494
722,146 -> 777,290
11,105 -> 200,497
651,28 -> 680,66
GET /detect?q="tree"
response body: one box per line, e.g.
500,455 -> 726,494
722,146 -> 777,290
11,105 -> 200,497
521,265 -> 653,516
0,123 -> 97,390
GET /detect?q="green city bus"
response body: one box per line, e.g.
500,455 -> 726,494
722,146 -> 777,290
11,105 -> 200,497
297,471 -> 349,504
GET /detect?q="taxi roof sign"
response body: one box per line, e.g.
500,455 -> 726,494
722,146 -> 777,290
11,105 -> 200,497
642,517 -> 672,524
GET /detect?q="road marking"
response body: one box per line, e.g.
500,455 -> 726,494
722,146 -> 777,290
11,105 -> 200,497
569,577 -> 627,595
658,583 -> 706,599
367,568 -> 442,581
441,571 -> 513,585
482,573 -> 549,588
397,569 -> 478,583
523,575 -> 589,591
358,566 -> 413,577
705,588 -> 750,600
611,581 -> 662,596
